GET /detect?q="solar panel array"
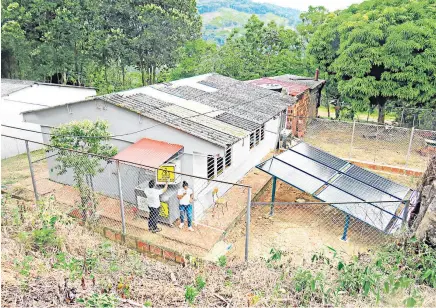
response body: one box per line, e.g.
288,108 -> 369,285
257,142 -> 411,233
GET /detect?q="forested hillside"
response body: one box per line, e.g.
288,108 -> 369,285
197,0 -> 300,44
1,0 -> 435,126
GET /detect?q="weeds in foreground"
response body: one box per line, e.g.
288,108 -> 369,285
290,241 -> 435,306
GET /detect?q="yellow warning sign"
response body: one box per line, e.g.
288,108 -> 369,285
157,165 -> 175,182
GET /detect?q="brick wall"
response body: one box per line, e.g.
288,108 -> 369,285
100,226 -> 186,265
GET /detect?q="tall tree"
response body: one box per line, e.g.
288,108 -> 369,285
308,0 -> 436,123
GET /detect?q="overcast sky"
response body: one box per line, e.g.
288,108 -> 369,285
253,0 -> 363,11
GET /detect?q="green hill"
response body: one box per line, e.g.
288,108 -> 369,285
197,0 -> 301,45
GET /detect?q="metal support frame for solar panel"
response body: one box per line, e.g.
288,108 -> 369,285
256,142 -> 412,241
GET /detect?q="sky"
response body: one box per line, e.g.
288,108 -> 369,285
253,0 -> 363,11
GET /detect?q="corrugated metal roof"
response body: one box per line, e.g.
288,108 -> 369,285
162,104 -> 249,138
272,74 -> 326,90
113,138 -> 183,168
249,77 -> 309,96
100,94 -> 239,147
215,112 -> 261,131
1,79 -> 34,97
156,86 -> 207,100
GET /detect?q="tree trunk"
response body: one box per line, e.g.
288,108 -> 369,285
62,72 -> 67,85
410,156 -> 436,246
121,65 -> 125,87
370,96 -> 387,124
140,57 -> 145,86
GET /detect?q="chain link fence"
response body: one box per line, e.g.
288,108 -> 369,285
2,133 -> 417,262
1,136 -> 250,256
244,200 -> 408,262
293,117 -> 436,172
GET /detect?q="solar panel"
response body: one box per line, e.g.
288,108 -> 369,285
277,151 -> 337,182
291,142 -> 348,170
345,165 -> 410,199
258,158 -> 325,194
317,185 -> 398,231
330,174 -> 400,214
256,142 -> 411,233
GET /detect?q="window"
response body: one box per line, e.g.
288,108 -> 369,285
261,125 -> 265,140
256,129 -> 260,145
217,156 -> 224,175
250,132 -> 255,149
207,155 -> 215,179
225,147 -> 232,168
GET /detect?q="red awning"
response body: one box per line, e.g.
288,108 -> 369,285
113,138 -> 183,168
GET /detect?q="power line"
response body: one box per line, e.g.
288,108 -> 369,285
3,84 -> 286,139
0,133 -> 251,188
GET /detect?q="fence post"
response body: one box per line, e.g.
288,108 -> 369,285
116,160 -> 126,235
245,187 -> 252,262
25,140 -> 39,202
405,127 -> 415,168
349,120 -> 356,159
402,200 -> 410,229
270,176 -> 277,216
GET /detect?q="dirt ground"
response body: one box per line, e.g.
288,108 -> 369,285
303,122 -> 433,172
2,149 -> 417,264
1,150 -> 273,260
226,180 -> 392,264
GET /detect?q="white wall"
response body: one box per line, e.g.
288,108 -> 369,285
23,98 -> 283,221
1,84 -> 96,159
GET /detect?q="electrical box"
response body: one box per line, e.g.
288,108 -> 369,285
156,159 -> 181,185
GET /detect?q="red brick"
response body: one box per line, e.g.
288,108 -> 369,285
69,209 -> 82,219
115,233 -> 123,242
390,167 -> 402,174
175,255 -> 185,264
163,250 -> 176,261
405,170 -> 414,176
381,165 -> 391,172
150,245 -> 162,256
105,229 -> 116,241
137,241 -> 150,252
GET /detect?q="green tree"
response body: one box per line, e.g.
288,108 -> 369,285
169,39 -> 218,80
308,0 -> 436,123
216,15 -> 303,80
49,120 -> 117,222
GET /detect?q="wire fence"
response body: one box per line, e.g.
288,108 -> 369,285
2,134 -> 415,263
243,200 -> 409,262
1,136 -> 251,256
287,117 -> 436,172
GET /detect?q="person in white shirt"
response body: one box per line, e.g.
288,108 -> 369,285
144,179 -> 168,233
177,181 -> 194,231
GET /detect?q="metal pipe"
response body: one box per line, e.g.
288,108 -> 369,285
270,176 -> 277,216
402,200 -> 410,228
1,134 -> 250,188
349,120 -> 356,159
405,127 -> 415,168
244,187 -> 252,262
116,160 -> 126,235
341,214 -> 350,241
25,140 -> 39,202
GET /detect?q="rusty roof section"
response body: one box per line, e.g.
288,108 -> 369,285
113,138 -> 183,168
248,77 -> 310,97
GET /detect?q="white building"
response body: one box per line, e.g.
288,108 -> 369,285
1,79 -> 96,158
22,74 -> 295,220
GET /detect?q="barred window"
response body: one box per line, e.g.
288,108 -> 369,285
225,147 -> 232,168
250,132 -> 255,149
261,125 -> 265,140
217,156 -> 224,175
256,128 -> 260,145
207,155 -> 215,179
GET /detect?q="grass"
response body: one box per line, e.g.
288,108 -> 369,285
2,195 -> 435,307
1,150 -> 46,189
318,106 -> 397,123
